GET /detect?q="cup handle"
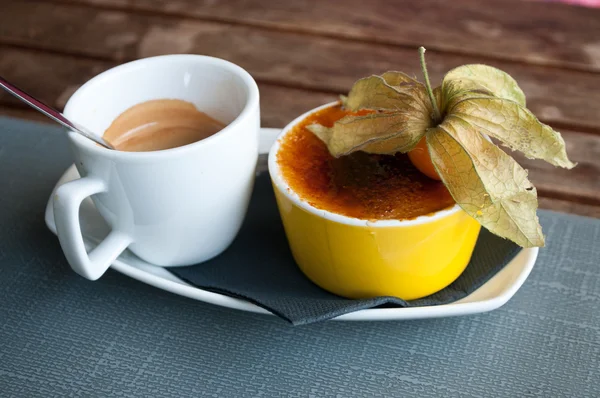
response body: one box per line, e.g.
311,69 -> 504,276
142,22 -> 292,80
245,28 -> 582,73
53,176 -> 132,280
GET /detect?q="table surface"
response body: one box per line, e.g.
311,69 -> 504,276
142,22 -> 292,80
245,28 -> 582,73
0,0 -> 599,218
2,116 -> 600,397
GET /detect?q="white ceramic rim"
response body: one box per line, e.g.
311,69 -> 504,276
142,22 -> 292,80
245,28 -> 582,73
63,54 -> 260,161
268,101 -> 462,228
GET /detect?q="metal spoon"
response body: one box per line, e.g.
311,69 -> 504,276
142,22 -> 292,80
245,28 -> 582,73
0,76 -> 114,149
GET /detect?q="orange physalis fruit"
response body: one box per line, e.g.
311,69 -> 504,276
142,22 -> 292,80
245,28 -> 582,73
408,137 -> 441,180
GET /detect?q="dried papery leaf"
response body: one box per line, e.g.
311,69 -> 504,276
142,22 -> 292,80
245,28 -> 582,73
380,71 -> 421,87
443,64 -> 526,106
450,99 -> 576,168
306,123 -> 333,146
440,79 -> 495,113
308,71 -> 433,156
345,74 -> 428,114
309,112 -> 427,157
428,118 -> 544,247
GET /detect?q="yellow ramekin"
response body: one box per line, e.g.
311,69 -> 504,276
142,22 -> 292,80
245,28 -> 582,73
268,103 -> 481,300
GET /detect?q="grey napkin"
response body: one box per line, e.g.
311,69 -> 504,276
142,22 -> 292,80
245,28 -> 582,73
170,173 -> 522,325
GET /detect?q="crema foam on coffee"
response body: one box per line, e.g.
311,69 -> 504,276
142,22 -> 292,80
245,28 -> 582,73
104,99 -> 225,152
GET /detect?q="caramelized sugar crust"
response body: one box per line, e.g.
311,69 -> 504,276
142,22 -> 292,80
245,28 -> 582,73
277,104 -> 455,220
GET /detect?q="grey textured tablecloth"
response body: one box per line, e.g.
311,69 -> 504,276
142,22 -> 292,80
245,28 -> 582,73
1,117 -> 599,397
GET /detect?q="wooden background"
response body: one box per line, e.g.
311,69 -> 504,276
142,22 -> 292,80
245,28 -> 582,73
1,0 -> 599,217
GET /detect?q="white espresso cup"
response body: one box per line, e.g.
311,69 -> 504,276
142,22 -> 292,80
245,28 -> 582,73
54,55 -> 260,280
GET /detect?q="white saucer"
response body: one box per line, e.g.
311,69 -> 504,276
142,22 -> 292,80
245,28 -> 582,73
45,127 -> 538,321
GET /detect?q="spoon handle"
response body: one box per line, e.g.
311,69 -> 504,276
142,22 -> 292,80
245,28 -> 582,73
0,76 -> 114,149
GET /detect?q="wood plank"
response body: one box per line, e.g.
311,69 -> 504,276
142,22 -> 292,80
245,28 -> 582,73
1,48 -> 597,217
2,1 -> 599,132
538,197 -> 600,219
0,46 -> 337,127
259,87 -> 337,128
50,0 -> 600,73
0,46 -> 109,110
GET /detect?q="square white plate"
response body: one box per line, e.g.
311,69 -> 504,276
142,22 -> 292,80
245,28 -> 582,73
45,128 -> 538,321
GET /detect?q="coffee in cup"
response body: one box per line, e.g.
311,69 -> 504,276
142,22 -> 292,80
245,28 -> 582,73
103,99 -> 226,152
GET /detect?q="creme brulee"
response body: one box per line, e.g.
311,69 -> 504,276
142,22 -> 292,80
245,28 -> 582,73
104,99 -> 225,152
277,104 -> 455,220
